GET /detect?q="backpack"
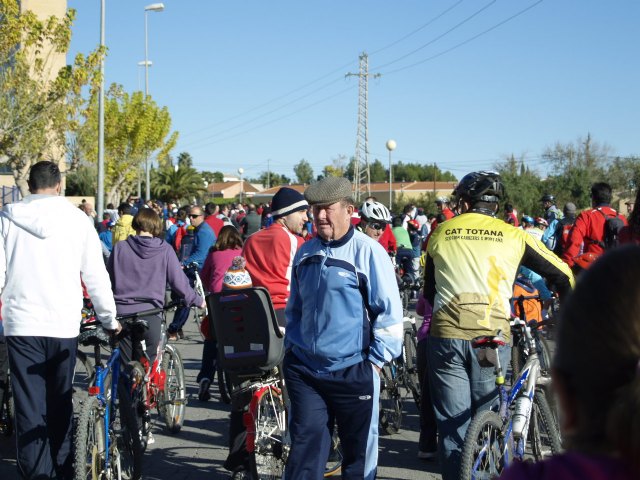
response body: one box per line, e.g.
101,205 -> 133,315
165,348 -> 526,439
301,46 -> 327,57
552,218 -> 574,256
595,209 -> 625,250
511,279 -> 543,324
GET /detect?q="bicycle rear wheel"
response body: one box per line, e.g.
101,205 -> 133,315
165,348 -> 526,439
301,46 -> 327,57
460,410 -> 507,480
73,395 -> 108,479
323,429 -> 342,477
250,386 -> 287,479
160,344 -> 186,433
379,364 -> 402,435
403,328 -> 421,408
529,389 -> 562,461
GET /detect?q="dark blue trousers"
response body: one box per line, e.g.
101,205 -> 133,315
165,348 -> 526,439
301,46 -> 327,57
283,351 -> 379,480
7,336 -> 77,480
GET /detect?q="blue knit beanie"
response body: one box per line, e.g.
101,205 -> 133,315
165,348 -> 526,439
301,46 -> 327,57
271,187 -> 308,219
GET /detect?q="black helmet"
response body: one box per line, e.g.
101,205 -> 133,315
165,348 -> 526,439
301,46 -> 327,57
453,171 -> 503,203
540,194 -> 555,203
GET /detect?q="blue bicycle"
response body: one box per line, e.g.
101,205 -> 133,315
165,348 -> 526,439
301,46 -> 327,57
459,318 -> 562,480
73,311 -> 162,480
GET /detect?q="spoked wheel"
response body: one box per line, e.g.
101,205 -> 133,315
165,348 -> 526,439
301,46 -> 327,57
217,362 -> 233,405
0,378 -> 13,437
403,329 -> 421,408
324,428 -> 343,477
116,381 -> 144,480
250,387 -> 288,479
160,344 -> 186,433
460,410 -> 507,480
379,364 -> 402,435
73,395 -> 107,479
529,390 -> 562,461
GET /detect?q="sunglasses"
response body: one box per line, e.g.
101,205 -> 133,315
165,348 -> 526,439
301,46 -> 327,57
367,222 -> 385,231
189,214 -> 202,218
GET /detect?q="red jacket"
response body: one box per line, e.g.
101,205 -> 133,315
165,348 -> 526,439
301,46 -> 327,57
379,224 -> 397,253
562,205 -> 628,266
205,214 -> 225,237
242,223 -> 304,311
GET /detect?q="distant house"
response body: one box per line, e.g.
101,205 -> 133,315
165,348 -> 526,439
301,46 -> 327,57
207,180 -> 262,200
251,180 -> 457,208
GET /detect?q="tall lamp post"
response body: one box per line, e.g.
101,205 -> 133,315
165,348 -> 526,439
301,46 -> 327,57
238,168 -> 244,205
386,139 -> 396,211
97,0 -> 106,219
143,3 -> 164,202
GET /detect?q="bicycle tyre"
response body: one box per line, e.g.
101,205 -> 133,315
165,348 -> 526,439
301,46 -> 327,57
0,379 -> 13,437
124,361 -> 148,452
403,329 -> 421,409
250,387 -> 287,479
529,389 -> 562,461
73,395 -> 108,479
323,429 -> 343,477
117,380 -> 144,480
379,363 -> 402,435
160,344 -> 186,433
217,363 -> 233,405
460,409 -> 506,480
74,350 -> 95,388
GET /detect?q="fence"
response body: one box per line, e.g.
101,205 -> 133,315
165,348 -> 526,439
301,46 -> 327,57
1,186 -> 21,206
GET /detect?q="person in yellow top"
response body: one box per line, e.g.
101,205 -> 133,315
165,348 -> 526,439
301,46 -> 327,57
423,171 -> 574,480
111,202 -> 136,245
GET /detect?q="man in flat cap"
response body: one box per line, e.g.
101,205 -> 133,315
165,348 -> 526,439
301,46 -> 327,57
283,177 -> 403,478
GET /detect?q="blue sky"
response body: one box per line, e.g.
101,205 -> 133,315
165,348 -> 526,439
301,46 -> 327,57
67,0 -> 640,181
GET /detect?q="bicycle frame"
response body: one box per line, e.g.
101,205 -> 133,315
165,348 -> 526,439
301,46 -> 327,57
86,342 -> 124,471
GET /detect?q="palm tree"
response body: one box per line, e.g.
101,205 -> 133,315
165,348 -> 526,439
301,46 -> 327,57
152,163 -> 205,204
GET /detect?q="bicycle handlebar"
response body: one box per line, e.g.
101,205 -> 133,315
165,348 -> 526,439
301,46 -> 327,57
115,301 -> 180,322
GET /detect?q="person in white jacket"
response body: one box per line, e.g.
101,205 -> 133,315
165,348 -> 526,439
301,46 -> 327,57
0,161 -> 119,480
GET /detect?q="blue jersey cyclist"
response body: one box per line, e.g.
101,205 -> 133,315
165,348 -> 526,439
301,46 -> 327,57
284,177 -> 403,479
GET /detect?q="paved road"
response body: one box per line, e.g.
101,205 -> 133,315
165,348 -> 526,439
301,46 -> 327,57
0,310 -> 441,479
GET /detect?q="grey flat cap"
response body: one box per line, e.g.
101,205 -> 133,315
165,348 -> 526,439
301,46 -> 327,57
305,177 -> 353,205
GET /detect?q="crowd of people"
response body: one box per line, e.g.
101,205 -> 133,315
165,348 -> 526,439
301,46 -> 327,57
0,161 -> 638,480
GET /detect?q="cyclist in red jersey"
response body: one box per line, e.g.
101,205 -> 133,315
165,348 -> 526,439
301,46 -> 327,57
562,182 -> 627,267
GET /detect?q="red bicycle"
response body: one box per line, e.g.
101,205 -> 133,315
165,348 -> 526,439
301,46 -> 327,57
120,303 -> 187,446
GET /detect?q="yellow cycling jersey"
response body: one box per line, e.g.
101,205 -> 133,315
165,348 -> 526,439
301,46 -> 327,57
425,212 -> 574,341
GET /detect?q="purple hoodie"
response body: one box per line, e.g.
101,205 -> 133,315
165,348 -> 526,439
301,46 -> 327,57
500,452 -> 635,480
107,235 -> 202,315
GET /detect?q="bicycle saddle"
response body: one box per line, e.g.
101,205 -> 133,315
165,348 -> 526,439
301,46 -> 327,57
78,327 -> 111,347
471,331 -> 506,350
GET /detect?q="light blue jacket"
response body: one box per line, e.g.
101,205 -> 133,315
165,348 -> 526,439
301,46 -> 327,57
285,227 -> 403,372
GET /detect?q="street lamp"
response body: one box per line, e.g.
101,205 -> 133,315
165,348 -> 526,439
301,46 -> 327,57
97,0 -> 106,219
386,139 -> 396,211
143,2 -> 164,202
137,60 -> 152,91
238,168 -> 244,205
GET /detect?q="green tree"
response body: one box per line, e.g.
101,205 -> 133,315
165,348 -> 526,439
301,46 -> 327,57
0,1 -> 103,194
494,155 -> 544,217
65,163 -> 97,197
152,163 -> 205,204
293,159 -> 314,184
251,171 -> 290,187
202,170 -> 224,184
77,84 -> 177,205
369,159 -> 388,182
323,154 -> 347,178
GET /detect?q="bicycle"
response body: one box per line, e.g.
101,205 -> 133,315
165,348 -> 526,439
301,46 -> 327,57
0,340 -> 13,438
459,320 -> 562,480
73,320 -> 145,480
121,302 -> 187,444
208,286 -> 342,478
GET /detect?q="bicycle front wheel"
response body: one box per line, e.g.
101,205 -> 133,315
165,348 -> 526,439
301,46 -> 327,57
379,364 -> 402,435
73,395 -> 107,479
529,389 -> 562,461
250,387 -> 288,480
117,381 -> 144,480
160,344 -> 186,433
460,410 -> 507,480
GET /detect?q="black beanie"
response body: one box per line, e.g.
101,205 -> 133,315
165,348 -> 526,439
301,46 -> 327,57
271,187 -> 308,219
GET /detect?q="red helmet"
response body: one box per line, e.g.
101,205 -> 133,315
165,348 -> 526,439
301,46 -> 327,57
534,217 -> 548,228
407,219 -> 420,230
574,252 -> 600,270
